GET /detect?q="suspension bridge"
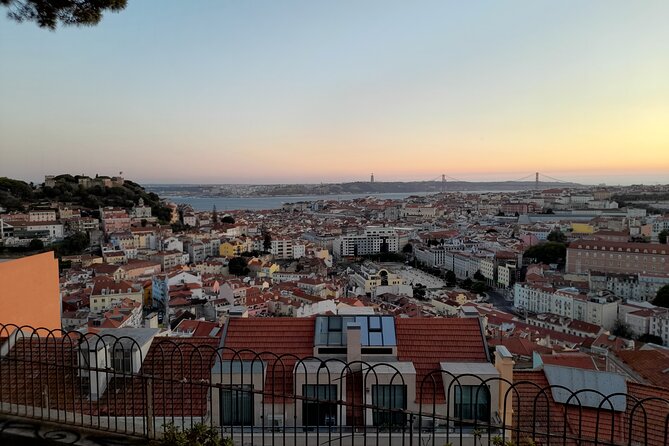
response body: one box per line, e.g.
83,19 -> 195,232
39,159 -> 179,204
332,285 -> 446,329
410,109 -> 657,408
390,171 -> 578,192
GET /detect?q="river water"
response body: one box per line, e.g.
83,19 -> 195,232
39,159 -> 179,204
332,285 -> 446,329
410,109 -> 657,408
165,192 -> 435,211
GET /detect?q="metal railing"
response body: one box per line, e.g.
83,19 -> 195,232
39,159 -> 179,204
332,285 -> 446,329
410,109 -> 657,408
1,323 -> 668,446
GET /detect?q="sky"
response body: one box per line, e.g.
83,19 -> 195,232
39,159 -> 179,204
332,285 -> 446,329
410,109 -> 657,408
1,0 -> 668,186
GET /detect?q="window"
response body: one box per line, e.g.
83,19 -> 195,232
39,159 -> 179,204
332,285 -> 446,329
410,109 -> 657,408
220,385 -> 254,426
372,384 -> 407,427
454,385 -> 491,423
112,348 -> 133,374
303,384 -> 337,427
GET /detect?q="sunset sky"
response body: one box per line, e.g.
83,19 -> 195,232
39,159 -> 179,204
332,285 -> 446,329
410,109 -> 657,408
1,1 -> 668,185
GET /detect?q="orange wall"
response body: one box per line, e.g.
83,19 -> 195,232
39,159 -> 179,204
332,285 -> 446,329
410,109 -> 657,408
0,252 -> 61,332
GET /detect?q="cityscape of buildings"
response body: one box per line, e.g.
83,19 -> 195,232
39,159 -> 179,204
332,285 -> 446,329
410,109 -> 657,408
2,174 -> 669,444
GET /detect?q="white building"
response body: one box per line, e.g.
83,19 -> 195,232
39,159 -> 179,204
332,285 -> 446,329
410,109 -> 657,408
349,263 -> 405,295
514,283 -> 619,330
333,226 -> 402,258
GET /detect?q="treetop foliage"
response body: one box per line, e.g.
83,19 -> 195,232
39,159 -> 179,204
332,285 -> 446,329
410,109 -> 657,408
1,0 -> 127,30
524,241 -> 567,265
653,285 -> 669,308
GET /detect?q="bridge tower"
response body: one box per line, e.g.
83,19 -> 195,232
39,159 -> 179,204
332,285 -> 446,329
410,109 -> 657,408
535,172 -> 539,190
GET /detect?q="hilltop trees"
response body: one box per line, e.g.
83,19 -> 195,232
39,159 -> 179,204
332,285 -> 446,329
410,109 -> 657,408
0,176 -> 172,224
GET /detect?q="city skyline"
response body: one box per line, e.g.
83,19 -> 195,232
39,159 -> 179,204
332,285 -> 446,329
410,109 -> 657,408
1,1 -> 668,185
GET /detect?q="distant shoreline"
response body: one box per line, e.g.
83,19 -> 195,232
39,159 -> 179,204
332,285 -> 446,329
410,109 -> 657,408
145,180 -> 582,201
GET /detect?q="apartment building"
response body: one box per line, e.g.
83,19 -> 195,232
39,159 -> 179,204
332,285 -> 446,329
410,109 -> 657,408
589,271 -> 669,302
89,277 -> 143,313
28,209 -> 57,222
566,240 -> 669,275
100,207 -> 131,234
514,283 -> 619,330
211,315 -> 504,429
332,226 -> 402,258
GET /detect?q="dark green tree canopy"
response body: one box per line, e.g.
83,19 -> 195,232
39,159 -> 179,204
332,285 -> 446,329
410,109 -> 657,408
1,0 -> 127,30
659,229 -> 669,244
445,270 -> 457,286
228,257 -> 249,277
653,285 -> 669,308
524,241 -> 567,265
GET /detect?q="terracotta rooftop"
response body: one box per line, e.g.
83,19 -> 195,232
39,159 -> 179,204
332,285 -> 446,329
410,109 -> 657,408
616,348 -> 669,388
514,369 -> 669,446
395,318 -> 488,403
221,318 -> 315,402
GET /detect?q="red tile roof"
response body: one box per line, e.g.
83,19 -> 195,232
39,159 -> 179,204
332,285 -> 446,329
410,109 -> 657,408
395,318 -> 488,403
221,318 -> 315,402
0,336 -> 88,413
540,352 -> 597,370
100,336 -> 220,417
514,369 -> 669,446
616,348 -> 669,388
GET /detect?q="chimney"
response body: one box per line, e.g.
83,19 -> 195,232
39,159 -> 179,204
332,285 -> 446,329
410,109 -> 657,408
494,345 -> 514,437
346,322 -> 361,366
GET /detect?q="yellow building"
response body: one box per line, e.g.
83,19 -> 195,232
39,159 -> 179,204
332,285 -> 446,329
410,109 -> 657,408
571,223 -> 595,235
219,239 -> 253,257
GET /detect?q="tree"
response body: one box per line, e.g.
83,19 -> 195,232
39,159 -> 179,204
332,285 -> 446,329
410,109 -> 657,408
471,281 -> 487,295
637,333 -> 664,345
473,270 -> 485,282
445,270 -> 457,286
211,205 -> 218,224
228,257 -> 249,277
462,278 -> 473,289
547,229 -> 566,243
413,284 -> 427,300
612,320 -> 634,339
54,232 -> 90,256
524,242 -> 567,265
28,238 -> 44,251
659,229 -> 669,244
402,243 -> 413,254
1,0 -> 128,30
222,215 -> 236,224
262,231 -> 272,253
653,285 -> 669,308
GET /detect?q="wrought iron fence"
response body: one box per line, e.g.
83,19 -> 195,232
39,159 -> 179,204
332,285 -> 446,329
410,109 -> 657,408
1,323 -> 668,446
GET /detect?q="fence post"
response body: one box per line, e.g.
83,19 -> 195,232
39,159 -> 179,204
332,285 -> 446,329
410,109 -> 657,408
43,384 -> 49,418
146,377 -> 154,439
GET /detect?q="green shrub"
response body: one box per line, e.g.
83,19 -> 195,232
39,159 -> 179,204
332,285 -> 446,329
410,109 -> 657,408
156,422 -> 230,446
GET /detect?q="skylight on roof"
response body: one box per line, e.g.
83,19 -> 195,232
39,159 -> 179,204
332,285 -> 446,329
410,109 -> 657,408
314,315 -> 396,347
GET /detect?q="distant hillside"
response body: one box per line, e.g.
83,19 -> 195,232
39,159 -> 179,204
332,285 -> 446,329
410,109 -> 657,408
0,175 -> 172,222
147,180 -> 583,198
282,180 -> 583,195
